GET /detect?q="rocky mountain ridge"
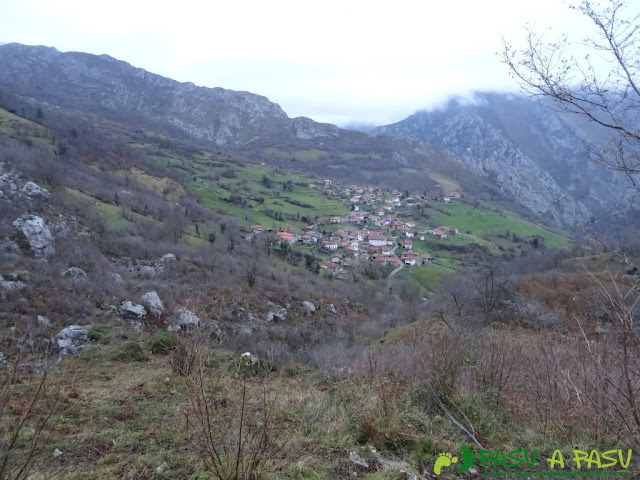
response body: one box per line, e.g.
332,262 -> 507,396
1,44 -> 635,229
0,43 -> 289,146
373,93 -> 637,227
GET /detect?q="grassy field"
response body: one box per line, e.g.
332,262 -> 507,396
0,108 -> 53,150
405,263 -> 457,291
188,158 -> 349,230
425,170 -> 460,193
8,325 -> 560,480
425,203 -> 570,249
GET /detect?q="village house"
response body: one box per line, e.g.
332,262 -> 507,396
377,256 -> 401,267
320,262 -> 336,272
402,239 -> 413,250
401,251 -> 422,266
300,234 -> 318,245
330,216 -> 342,224
354,230 -> 366,242
323,240 -> 338,250
368,233 -> 387,247
331,252 -> 343,263
251,224 -> 264,233
276,232 -> 296,244
443,191 -> 461,203
429,226 -> 458,239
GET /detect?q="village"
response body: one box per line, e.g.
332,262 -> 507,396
250,179 -> 461,279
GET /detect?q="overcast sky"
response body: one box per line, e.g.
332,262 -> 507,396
0,0 -> 596,126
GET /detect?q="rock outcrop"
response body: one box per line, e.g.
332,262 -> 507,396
62,267 -> 87,280
21,181 -> 50,198
120,301 -> 147,319
12,215 -> 55,259
167,307 -> 199,332
0,274 -> 26,291
302,301 -> 316,315
57,325 -> 89,356
265,302 -> 288,322
140,291 -> 164,317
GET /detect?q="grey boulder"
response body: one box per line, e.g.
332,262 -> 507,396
13,215 -> 55,259
57,325 -> 89,356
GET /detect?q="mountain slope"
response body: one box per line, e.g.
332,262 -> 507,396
373,92 -> 638,228
0,44 -> 450,191
2,43 -> 631,230
0,43 -> 289,146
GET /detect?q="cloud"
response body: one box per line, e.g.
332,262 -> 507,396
0,0 -> 599,125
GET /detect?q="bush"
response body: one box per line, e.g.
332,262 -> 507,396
170,342 -> 200,376
86,324 -> 115,344
149,331 -> 178,355
110,340 -> 149,363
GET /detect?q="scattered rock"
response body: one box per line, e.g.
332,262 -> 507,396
140,291 -> 164,317
119,301 -> 147,320
21,181 -> 50,198
12,215 -> 55,259
57,325 -> 89,356
265,302 -> 288,322
0,352 -> 6,368
241,352 -> 259,365
326,303 -> 337,314
62,267 -> 87,280
110,272 -> 124,284
302,301 -> 316,315
0,274 -> 26,291
349,451 -> 369,468
156,462 -> 168,473
53,448 -> 62,458
595,325 -> 608,335
167,307 -> 199,332
160,253 -> 176,262
139,265 -> 159,278
37,315 -> 52,327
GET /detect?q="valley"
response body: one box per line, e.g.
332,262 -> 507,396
0,42 -> 637,480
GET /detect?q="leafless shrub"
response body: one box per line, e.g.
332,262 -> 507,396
185,372 -> 290,480
0,353 -> 59,480
475,330 -> 521,406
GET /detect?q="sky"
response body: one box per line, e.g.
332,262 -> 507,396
0,0 -> 597,126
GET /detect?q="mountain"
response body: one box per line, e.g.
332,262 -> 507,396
1,43 -> 635,230
0,43 -> 289,147
0,43 -> 449,193
373,92 -> 638,228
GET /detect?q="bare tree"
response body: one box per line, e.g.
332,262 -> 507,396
503,1 -> 640,449
502,0 -> 640,192
471,264 -> 510,322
